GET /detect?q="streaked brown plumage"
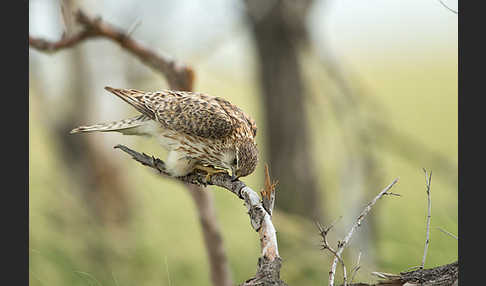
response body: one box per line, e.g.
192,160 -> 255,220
71,86 -> 259,180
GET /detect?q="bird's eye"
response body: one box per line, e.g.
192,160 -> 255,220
232,158 -> 238,166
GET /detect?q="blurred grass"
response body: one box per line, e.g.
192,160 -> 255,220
29,52 -> 457,285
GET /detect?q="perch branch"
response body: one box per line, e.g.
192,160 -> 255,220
29,10 -> 194,91
329,178 -> 400,286
114,144 -> 282,266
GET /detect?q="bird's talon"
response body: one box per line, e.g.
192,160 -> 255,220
194,164 -> 227,183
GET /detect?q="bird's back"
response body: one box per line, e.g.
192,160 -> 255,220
105,87 -> 257,141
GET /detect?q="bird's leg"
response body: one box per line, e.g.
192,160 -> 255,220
193,164 -> 228,182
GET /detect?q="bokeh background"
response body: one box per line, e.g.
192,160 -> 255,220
29,0 -> 458,285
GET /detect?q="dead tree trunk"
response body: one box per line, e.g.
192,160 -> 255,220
244,0 -> 323,220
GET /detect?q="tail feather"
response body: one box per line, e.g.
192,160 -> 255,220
70,114 -> 151,135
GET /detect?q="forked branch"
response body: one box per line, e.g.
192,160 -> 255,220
318,178 -> 400,286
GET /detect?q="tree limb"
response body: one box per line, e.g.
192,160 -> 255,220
114,144 -> 286,285
29,10 -> 194,91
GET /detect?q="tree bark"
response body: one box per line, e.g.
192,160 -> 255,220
347,261 -> 458,286
244,0 -> 323,220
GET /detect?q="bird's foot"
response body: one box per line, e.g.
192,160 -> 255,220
194,164 -> 228,183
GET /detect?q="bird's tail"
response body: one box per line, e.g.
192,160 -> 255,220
70,114 -> 152,135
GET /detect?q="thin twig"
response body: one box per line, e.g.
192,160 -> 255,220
350,251 -> 362,283
436,227 -> 458,240
328,178 -> 400,286
316,217 -> 347,284
319,230 -> 347,284
316,220 -> 345,266
404,265 -> 423,272
126,17 -> 142,37
421,168 -> 432,269
438,0 -> 458,14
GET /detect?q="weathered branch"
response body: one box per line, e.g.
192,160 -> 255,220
370,261 -> 458,286
114,144 -> 286,285
29,10 -> 194,91
328,178 -> 400,286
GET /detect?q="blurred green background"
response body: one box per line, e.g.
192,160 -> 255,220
29,0 -> 457,285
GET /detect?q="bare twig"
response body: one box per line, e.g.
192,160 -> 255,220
404,265 -> 423,272
316,219 -> 347,281
29,10 -> 194,91
438,0 -> 458,14
126,17 -> 142,37
421,168 -> 432,269
114,144 -> 285,284
349,251 -> 362,283
405,169 -> 434,271
328,178 -> 400,286
436,227 -> 458,240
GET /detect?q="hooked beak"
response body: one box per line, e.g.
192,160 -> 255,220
230,168 -> 239,181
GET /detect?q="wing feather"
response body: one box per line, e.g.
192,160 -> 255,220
104,87 -> 242,140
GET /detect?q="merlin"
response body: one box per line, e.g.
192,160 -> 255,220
71,87 -> 259,181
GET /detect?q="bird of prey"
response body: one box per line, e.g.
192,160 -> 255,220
71,87 -> 258,181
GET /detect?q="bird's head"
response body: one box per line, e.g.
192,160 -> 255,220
223,139 -> 258,181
